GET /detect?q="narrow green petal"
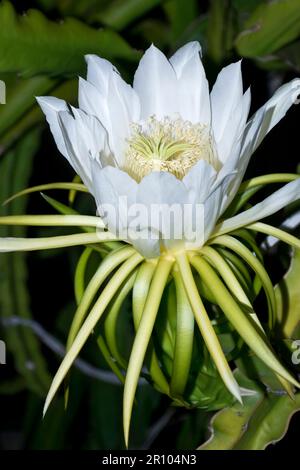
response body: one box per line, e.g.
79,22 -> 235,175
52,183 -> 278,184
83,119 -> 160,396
43,252 -> 143,417
96,335 -> 125,384
0,232 -> 117,252
227,174 -> 299,216
214,179 -> 300,237
4,182 -> 88,205
200,246 -> 293,395
132,260 -> 170,396
175,251 -> 242,405
247,222 -> 300,250
74,247 -> 94,304
104,270 -> 137,369
0,214 -> 104,229
239,174 -> 299,193
170,268 -> 194,398
209,235 -> 276,328
190,254 -> 299,389
67,246 -> 136,349
200,246 -> 252,308
123,256 -> 174,447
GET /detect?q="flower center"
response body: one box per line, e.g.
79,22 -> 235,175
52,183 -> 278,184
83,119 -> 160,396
124,116 -> 220,181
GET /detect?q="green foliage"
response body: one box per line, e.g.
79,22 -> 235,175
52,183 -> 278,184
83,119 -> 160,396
0,129 -> 50,396
95,0 -> 164,31
200,371 -> 300,450
275,248 -> 300,338
0,1 -> 140,77
236,0 -> 300,57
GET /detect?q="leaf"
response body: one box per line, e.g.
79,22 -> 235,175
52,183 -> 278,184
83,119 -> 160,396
0,79 -> 77,156
275,248 -> 300,338
207,0 -> 235,63
0,1 -> 140,77
276,39 -> 300,72
164,0 -> 199,39
94,0 -> 163,31
236,0 -> 300,57
200,370 -> 300,450
0,75 -> 55,137
0,128 -> 50,395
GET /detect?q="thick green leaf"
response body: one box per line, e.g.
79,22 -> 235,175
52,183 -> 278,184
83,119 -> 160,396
207,0 -> 235,63
0,75 -> 55,137
236,0 -> 300,57
200,370 -> 300,450
95,0 -> 163,31
0,79 -> 77,156
164,0 -> 198,40
0,1 -> 140,77
275,249 -> 300,338
0,128 -> 50,395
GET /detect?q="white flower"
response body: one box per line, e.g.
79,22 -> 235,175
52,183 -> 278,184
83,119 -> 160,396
37,42 -> 300,258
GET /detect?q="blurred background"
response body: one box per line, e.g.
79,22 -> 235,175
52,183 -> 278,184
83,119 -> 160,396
0,0 -> 300,450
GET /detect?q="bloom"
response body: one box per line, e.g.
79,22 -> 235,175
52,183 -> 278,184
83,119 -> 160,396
30,42 -> 300,446
37,42 -> 300,258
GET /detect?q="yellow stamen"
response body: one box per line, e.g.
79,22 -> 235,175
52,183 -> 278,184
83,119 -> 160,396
125,116 -> 220,181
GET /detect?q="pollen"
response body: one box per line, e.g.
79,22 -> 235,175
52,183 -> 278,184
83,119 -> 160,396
124,116 -> 220,181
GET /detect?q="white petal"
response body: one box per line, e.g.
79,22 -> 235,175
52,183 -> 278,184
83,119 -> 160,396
216,178 -> 300,235
221,78 -> 300,210
218,87 -> 251,165
36,96 -> 69,158
211,61 -> 249,163
182,161 -> 236,246
133,44 -> 178,120
91,163 -> 136,232
106,71 -> 140,166
92,164 -> 161,257
198,172 -> 236,244
58,108 -> 108,191
81,61 -> 140,167
136,171 -> 189,251
211,61 -> 243,141
78,77 -> 111,133
240,78 -> 300,165
183,160 -> 217,202
169,41 -> 210,123
170,41 -> 203,76
85,54 -> 117,95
